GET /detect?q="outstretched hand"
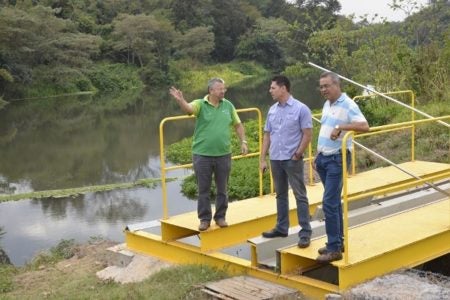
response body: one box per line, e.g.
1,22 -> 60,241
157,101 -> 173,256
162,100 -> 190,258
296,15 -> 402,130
169,86 -> 184,102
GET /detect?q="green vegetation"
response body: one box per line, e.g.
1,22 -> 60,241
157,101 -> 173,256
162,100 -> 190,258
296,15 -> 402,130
349,95 -> 450,171
87,64 -> 143,93
0,0 -> 446,107
0,177 -> 178,203
25,239 -> 77,271
0,264 -> 15,293
172,60 -> 269,93
0,239 -> 228,299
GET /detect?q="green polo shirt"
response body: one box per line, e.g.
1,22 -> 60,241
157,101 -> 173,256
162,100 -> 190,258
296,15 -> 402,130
190,95 -> 241,156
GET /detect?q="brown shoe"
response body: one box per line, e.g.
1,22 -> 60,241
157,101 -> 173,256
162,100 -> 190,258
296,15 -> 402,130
297,236 -> 311,248
318,245 -> 345,255
215,218 -> 228,228
316,251 -> 343,263
198,221 -> 210,231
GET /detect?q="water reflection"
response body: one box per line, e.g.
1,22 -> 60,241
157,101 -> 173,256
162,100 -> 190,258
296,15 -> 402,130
0,182 -> 196,265
32,191 -> 148,223
0,76 -> 322,265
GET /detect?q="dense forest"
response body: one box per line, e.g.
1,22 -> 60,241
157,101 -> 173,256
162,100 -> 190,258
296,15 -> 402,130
0,0 -> 449,104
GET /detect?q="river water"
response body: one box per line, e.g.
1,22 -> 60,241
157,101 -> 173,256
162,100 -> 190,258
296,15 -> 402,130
0,76 -> 323,265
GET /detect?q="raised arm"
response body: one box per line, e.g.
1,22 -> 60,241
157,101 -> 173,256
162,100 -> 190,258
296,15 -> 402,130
169,86 -> 194,115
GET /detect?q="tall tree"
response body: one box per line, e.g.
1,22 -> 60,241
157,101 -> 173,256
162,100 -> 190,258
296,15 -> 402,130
170,0 -> 213,32
0,5 -> 100,92
173,26 -> 215,62
236,17 -> 290,70
209,0 -> 252,61
111,13 -> 175,81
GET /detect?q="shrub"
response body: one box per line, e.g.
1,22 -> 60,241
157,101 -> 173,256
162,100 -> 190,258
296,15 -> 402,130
87,63 -> 143,92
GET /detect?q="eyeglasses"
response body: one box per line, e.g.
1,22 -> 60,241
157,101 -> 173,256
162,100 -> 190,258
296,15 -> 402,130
319,83 -> 335,90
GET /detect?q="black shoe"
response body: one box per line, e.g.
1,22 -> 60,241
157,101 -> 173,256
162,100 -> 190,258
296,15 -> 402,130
297,236 -> 310,248
262,229 -> 288,238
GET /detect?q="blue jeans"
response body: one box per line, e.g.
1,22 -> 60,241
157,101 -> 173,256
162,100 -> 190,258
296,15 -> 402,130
193,154 -> 231,222
270,159 -> 312,238
315,151 -> 351,252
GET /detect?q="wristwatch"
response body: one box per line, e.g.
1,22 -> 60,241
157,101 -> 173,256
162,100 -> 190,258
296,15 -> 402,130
335,124 -> 340,130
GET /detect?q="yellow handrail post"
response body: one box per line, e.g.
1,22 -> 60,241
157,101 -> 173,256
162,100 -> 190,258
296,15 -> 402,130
256,108 -> 264,196
411,91 -> 416,161
351,143 -> 356,176
342,131 -> 353,265
159,119 -> 169,220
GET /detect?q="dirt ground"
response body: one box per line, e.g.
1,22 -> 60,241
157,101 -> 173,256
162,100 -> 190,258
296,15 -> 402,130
5,241 -> 450,300
10,240 -> 116,296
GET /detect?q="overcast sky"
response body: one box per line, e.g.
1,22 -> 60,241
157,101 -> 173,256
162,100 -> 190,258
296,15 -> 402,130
338,0 -> 429,22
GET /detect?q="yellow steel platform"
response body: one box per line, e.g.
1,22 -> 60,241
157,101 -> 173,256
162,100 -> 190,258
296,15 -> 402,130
280,199 -> 450,290
126,160 -> 450,299
159,161 -> 449,251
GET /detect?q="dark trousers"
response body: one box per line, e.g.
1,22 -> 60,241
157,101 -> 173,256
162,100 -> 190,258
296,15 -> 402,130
193,154 -> 231,222
270,159 -> 312,238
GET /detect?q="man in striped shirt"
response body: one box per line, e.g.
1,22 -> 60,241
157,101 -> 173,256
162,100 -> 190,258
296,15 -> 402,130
315,72 -> 369,263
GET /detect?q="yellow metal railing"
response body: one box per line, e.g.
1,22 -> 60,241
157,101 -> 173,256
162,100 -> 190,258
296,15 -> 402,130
353,90 -> 416,162
341,115 -> 450,264
313,90 -> 420,176
159,108 -> 263,220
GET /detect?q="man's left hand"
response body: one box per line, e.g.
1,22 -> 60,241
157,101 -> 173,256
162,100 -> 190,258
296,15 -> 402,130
241,143 -> 248,155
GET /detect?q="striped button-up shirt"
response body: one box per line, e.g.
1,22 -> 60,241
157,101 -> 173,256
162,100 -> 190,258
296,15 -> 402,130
317,93 -> 367,155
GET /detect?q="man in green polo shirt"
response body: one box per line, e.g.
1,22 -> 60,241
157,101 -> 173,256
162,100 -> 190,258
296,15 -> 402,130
169,78 -> 248,231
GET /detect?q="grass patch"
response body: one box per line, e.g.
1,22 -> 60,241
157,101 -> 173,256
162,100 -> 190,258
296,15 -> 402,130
354,98 -> 449,170
171,60 -> 268,94
1,239 -> 229,300
0,265 -> 16,293
25,239 -> 76,271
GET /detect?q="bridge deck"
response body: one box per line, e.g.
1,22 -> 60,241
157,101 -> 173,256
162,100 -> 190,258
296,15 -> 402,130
160,160 -> 449,251
126,160 -> 450,298
279,199 -> 450,289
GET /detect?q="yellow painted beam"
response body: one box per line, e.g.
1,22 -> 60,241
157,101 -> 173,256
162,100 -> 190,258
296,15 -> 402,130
125,229 -> 339,299
338,231 -> 450,290
161,222 -> 197,241
280,200 -> 450,290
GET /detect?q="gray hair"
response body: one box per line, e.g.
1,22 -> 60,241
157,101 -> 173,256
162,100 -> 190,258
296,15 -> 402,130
320,71 -> 340,84
207,77 -> 225,92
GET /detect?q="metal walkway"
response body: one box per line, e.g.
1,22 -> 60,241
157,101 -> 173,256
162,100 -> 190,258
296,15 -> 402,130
125,160 -> 450,299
